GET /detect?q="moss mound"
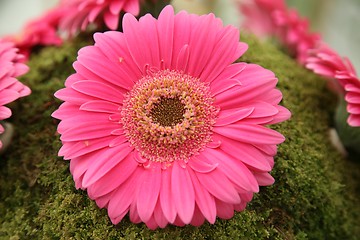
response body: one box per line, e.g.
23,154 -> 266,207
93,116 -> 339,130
1,33 -> 359,239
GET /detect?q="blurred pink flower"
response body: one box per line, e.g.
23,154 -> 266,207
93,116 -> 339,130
306,44 -> 357,84
0,40 -> 31,149
4,7 -> 65,60
59,0 -> 142,35
306,44 -> 360,126
240,0 -> 286,37
272,9 -> 320,64
53,6 -> 290,228
239,0 -> 320,64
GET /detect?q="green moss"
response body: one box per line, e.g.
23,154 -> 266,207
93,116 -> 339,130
1,33 -> 359,239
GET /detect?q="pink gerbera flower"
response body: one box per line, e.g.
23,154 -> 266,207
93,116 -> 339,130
53,6 -> 291,229
306,44 -> 360,126
240,0 -> 286,37
59,0 -> 142,35
0,40 -> 30,149
4,7 -> 65,60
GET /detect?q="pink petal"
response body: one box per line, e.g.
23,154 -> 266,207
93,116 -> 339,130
0,106 -> 11,119
70,154 -> 100,189
202,148 -> 259,192
153,201 -> 168,228
211,62 -> 247,84
19,85 -> 31,97
237,116 -> 275,125
195,164 -> 240,204
54,88 -> 97,105
215,78 -> 278,110
92,33 -> 123,63
171,161 -> 195,224
60,121 -> 117,141
109,1 -> 125,15
188,168 -> 216,223
348,115 -> 360,127
59,135 -> 114,159
172,11 -> 191,67
103,31 -> 142,79
240,192 -> 253,202
108,135 -> 127,147
160,167 -> 177,223
213,133 -> 272,171
214,123 -> 285,145
235,63 -> 276,85
215,199 -> 234,219
137,165 -> 161,222
346,92 -> 360,104
138,14 -> 161,69
80,100 -> 120,113
77,51 -> 135,90
57,112 -> 111,133
175,44 -> 190,72
108,168 -> 144,222
74,174 -> 85,189
187,14 -> 218,77
111,209 -> 129,225
145,215 -> 158,230
234,201 -> 247,212
247,101 -> 279,118
123,0 -> 140,15
190,206 -> 206,227
200,27 -> 243,83
236,42 -> 249,59
0,89 -> 19,105
104,10 -> 119,30
214,108 -> 254,126
94,191 -> 111,208
347,104 -> 360,114
173,216 -> 186,227
157,5 -> 175,69
210,78 -> 241,97
94,31 -> 142,82
257,89 -> 283,105
129,199 -> 142,223
88,6 -> 103,22
253,171 -> 275,186
306,63 -> 335,78
188,157 -> 218,173
72,80 -> 124,104
109,113 -> 121,122
267,105 -> 292,124
253,143 -> 278,156
0,76 -> 17,89
345,83 -> 360,93
123,13 -> 153,73
82,143 -> 133,187
85,152 -> 138,198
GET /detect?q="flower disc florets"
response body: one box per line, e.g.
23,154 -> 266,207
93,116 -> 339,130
121,70 -> 217,163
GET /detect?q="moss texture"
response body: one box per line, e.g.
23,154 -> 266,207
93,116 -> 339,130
1,33 -> 360,239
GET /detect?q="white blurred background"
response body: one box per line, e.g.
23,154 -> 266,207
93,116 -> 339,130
0,0 -> 57,35
0,0 -> 359,73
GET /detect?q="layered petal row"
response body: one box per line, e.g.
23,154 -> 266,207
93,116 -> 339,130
0,40 -> 30,149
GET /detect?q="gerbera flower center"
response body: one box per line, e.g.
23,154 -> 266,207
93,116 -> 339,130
120,70 -> 218,163
150,97 -> 186,127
